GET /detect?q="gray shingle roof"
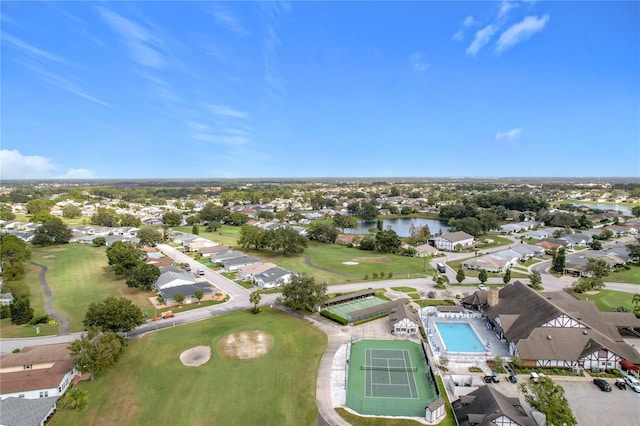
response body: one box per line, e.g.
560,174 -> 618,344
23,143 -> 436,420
453,386 -> 535,426
0,397 -> 57,426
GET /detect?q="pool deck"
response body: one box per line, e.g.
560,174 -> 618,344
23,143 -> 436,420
420,312 -> 510,371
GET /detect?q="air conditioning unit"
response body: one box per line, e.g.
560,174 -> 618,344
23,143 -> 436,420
572,366 -> 584,375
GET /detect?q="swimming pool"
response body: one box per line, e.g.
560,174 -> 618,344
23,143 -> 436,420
434,322 -> 486,353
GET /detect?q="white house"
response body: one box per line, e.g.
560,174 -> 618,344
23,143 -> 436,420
0,343 -> 79,400
430,231 -> 475,251
253,267 -> 293,289
389,304 -> 421,336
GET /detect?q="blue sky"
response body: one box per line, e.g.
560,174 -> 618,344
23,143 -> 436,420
1,1 -> 638,179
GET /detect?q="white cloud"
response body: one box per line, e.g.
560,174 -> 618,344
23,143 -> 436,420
463,15 -> 475,27
498,1 -> 517,19
205,104 -> 248,119
98,7 -> 165,69
496,15 -> 549,53
2,33 -> 70,65
409,52 -> 429,73
0,150 -> 95,179
452,30 -> 464,42
466,25 -> 497,56
496,128 -> 523,141
210,4 -> 250,36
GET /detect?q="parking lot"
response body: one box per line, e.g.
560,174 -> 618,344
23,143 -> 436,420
489,376 -> 640,426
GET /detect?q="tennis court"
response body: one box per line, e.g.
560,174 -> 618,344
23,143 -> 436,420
363,348 -> 419,398
347,340 -> 439,417
326,297 -> 387,321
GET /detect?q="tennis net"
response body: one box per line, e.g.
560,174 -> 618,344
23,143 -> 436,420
361,365 -> 417,372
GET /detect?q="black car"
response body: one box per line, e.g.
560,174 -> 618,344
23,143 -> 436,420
508,375 -> 518,383
615,379 -> 627,390
593,378 -> 612,392
483,375 -> 500,383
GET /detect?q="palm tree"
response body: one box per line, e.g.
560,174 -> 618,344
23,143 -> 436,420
633,293 -> 640,317
61,387 -> 88,410
250,290 -> 262,314
194,290 -> 203,304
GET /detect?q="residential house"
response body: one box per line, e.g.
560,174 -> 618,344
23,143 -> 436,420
414,243 -> 439,257
430,231 -> 475,251
238,262 -> 278,281
462,254 -> 509,273
159,282 -> 215,306
209,250 -> 246,264
0,293 -> 15,306
0,397 -> 58,426
198,245 -> 231,258
559,233 -> 592,247
222,255 -> 262,272
0,343 -> 79,400
153,270 -> 196,291
253,267 -> 293,289
452,385 -> 536,426
521,227 -> 561,240
461,282 -> 640,370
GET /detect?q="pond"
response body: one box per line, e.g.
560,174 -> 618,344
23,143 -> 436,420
343,217 -> 451,237
566,203 -> 633,216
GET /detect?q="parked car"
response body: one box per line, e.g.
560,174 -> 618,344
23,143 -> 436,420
615,378 -> 627,390
623,374 -> 640,392
593,378 -> 612,392
478,284 -> 487,291
185,266 -> 192,272
508,375 -> 518,383
483,375 -> 500,383
197,269 -> 205,276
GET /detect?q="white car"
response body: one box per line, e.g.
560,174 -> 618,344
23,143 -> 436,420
624,374 -> 640,392
478,284 -> 488,291
196,269 -> 205,276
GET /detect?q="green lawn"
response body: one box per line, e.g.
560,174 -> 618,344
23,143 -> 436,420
49,308 -> 326,426
391,286 -> 418,292
606,264 -> 640,285
475,233 -> 513,249
570,289 -> 638,312
2,245 -> 153,336
173,225 -> 241,248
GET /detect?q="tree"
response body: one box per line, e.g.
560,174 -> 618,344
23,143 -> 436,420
456,267 -> 465,283
374,229 -> 401,253
60,386 -> 88,410
174,293 -> 185,306
62,205 -> 82,219
192,224 -> 199,235
589,239 -> 602,250
529,269 -> 543,290
280,273 -> 327,312
32,217 -> 72,246
448,217 -> 482,236
408,224 -> 430,245
478,269 -> 488,284
227,212 -> 250,226
632,293 -> 640,318
332,214 -> 357,230
92,237 -> 106,246
238,225 -> 267,249
10,296 -> 34,325
551,248 -> 566,273
263,227 -> 308,255
519,377 -> 577,426
0,234 -> 31,280
26,198 -> 54,215
627,241 -> 640,263
199,203 -> 229,223
194,289 -> 204,304
136,228 -> 163,247
119,213 -> 141,227
0,203 -> 16,221
91,207 -> 119,227
358,201 -> 379,220
32,211 -> 56,224
125,263 -> 160,291
106,241 -> 146,276
632,206 -> 640,218
503,268 -> 511,285
250,290 -> 262,313
83,297 -> 145,333
162,211 -> 182,226
68,328 -> 125,379
306,222 -> 339,244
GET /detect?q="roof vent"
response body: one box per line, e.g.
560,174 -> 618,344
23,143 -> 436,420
583,330 -> 588,335
547,335 -> 552,340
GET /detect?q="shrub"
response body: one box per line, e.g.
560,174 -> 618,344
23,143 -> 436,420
427,291 -> 436,299
364,275 -> 369,280
388,272 -> 393,279
469,366 -> 483,373
28,314 -> 50,325
12,348 -> 20,353
372,272 -> 378,279
379,272 -> 385,278
320,310 -> 348,325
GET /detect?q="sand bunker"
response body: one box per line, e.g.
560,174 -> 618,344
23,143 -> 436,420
217,330 -> 274,360
179,345 -> 211,367
342,261 -> 359,265
42,255 -> 57,259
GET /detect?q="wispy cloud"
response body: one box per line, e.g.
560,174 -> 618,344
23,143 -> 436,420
498,1 -> 517,19
210,4 -> 250,36
205,104 -> 249,119
98,6 -> 165,69
22,62 -> 110,107
496,15 -> 549,53
466,25 -> 497,56
2,33 -> 70,65
409,52 -> 429,73
0,149 -> 96,179
496,128 -> 523,141
452,15 -> 475,42
187,120 -> 250,146
452,30 -> 464,42
463,15 -> 475,27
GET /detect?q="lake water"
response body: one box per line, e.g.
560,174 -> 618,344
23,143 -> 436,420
343,217 -> 451,237
567,203 -> 632,216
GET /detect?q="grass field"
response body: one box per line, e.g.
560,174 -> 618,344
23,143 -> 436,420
49,308 -> 327,426
1,245 -> 153,336
606,265 -> 640,285
446,257 -> 528,279
570,289 -> 638,312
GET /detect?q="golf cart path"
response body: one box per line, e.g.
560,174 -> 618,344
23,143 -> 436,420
30,261 -> 71,334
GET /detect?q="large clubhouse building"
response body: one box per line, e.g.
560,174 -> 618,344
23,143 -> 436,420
462,281 -> 640,371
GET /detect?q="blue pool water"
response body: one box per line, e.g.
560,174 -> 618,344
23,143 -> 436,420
434,322 -> 485,353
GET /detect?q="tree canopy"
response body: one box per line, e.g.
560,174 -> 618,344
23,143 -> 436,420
0,234 -> 31,280
106,241 -> 147,276
280,274 -> 327,312
137,228 -> 163,247
374,229 -> 401,253
125,262 -> 160,291
306,222 -> 339,244
32,217 -> 72,246
68,328 -> 125,378
91,207 -> 119,227
83,297 -> 145,333
162,211 -> 182,226
519,377 -> 577,426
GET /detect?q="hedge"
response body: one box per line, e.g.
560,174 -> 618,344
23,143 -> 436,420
320,310 -> 348,325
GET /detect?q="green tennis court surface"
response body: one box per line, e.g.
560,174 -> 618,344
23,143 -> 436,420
326,297 -> 387,321
364,349 -> 419,398
347,340 -> 438,418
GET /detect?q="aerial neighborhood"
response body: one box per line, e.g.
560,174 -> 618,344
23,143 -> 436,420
1,178 -> 639,425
